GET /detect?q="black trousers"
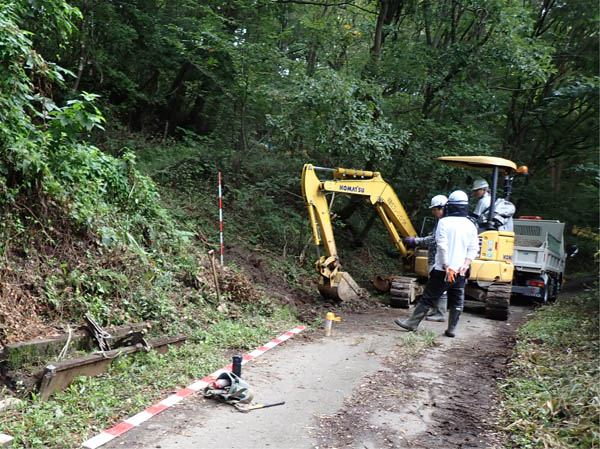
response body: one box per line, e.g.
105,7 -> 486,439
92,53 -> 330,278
420,269 -> 466,312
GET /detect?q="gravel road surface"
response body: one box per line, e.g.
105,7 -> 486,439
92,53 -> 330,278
104,304 -> 529,449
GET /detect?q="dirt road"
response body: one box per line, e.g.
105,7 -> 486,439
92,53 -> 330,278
104,304 -> 529,449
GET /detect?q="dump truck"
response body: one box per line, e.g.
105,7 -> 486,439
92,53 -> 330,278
511,217 -> 568,301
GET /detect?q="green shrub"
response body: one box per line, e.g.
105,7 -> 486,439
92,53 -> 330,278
499,289 -> 600,448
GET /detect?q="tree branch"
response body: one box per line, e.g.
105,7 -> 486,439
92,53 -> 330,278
274,0 -> 377,14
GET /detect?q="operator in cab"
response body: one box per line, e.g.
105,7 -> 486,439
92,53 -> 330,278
395,191 -> 479,338
472,178 -> 490,222
472,177 -> 515,231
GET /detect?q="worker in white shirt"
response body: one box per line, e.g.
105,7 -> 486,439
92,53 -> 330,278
395,190 -> 479,337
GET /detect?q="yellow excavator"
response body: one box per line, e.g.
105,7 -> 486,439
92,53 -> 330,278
301,163 -> 429,307
301,156 -> 528,320
437,156 -> 528,320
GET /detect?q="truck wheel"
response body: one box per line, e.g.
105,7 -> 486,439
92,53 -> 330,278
557,274 -> 564,292
542,281 -> 549,303
548,277 -> 558,302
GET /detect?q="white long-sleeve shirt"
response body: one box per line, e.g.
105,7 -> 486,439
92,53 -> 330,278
473,192 -> 491,219
434,216 -> 479,271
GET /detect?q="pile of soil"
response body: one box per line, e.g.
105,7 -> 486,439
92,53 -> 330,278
223,245 -> 383,321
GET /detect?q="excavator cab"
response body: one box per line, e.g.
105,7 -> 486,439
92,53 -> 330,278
437,156 -> 528,319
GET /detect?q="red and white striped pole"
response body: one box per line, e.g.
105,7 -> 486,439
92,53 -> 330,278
218,172 -> 224,265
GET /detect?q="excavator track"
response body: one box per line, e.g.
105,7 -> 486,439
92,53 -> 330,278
389,277 -> 419,309
485,283 -> 512,321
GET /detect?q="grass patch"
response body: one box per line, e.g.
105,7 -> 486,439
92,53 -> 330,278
397,329 -> 438,356
499,288 -> 600,448
0,303 -> 300,448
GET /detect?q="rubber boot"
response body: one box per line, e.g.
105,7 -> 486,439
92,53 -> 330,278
394,301 -> 430,332
425,292 -> 447,322
445,308 -> 461,338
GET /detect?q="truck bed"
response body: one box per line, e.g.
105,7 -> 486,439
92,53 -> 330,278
513,219 -> 565,275
514,237 -> 543,248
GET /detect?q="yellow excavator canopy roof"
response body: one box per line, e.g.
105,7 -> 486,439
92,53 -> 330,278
437,156 -> 517,172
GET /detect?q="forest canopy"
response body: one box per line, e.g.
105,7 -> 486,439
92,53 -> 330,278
1,0 -> 598,249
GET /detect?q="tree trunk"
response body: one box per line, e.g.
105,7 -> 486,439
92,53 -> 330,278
72,2 -> 89,93
372,0 -> 389,60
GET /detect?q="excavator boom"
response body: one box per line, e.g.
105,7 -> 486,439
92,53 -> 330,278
302,164 -> 420,302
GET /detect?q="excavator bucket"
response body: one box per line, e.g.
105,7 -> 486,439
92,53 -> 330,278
318,271 -> 363,301
372,274 -> 391,293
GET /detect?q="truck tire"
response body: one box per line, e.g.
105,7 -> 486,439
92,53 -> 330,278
548,277 -> 558,302
558,274 -> 564,292
556,274 -> 564,296
542,280 -> 549,303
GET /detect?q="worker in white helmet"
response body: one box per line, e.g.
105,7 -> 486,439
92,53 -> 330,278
472,178 -> 515,231
403,194 -> 448,322
472,178 -> 490,222
395,190 -> 479,338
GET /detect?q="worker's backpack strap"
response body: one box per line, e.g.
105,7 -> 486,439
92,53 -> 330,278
466,215 -> 479,228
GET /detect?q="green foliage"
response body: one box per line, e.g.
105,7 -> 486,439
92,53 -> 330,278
194,310 -> 294,351
8,0 -> 596,265
397,329 -> 437,356
0,301 -> 300,448
47,92 -> 105,141
0,3 -> 169,253
499,289 -> 600,448
228,179 -> 306,249
265,70 -> 406,167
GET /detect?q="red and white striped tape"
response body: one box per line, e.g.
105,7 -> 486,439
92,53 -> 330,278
82,325 -> 306,449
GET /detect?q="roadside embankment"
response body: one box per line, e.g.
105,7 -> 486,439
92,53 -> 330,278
498,286 -> 599,448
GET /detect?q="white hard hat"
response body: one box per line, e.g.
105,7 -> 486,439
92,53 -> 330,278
448,190 -> 468,204
472,178 -> 489,190
429,195 -> 448,208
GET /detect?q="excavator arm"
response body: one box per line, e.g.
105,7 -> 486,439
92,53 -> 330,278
302,163 -> 419,301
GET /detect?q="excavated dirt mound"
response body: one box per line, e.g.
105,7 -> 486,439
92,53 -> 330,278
0,222 -> 95,344
222,245 -> 383,321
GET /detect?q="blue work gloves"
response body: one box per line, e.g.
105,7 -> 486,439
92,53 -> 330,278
403,237 -> 417,248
